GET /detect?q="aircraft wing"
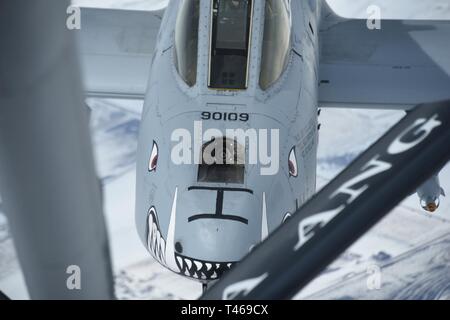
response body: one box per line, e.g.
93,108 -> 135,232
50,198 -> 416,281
78,8 -> 164,99
319,11 -> 450,110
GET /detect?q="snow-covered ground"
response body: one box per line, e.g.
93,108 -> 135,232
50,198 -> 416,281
1,102 -> 448,300
1,0 -> 449,300
297,109 -> 450,299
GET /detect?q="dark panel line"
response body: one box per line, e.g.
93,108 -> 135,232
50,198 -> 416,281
216,190 -> 224,216
188,186 -> 253,194
188,214 -> 248,225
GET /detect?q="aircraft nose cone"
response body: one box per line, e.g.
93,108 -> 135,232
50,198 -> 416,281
170,216 -> 254,282
174,185 -> 261,260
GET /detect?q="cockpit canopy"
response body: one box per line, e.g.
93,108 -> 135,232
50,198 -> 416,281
260,0 -> 292,90
174,0 -> 292,90
174,0 -> 200,87
208,0 -> 253,90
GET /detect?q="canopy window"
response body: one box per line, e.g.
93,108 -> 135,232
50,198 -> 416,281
208,0 -> 253,90
174,0 -> 200,87
260,0 -> 291,90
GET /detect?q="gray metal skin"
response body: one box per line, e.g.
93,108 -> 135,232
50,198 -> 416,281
135,0 -> 320,283
0,1 -> 114,299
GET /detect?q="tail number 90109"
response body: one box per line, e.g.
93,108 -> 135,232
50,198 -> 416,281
201,112 -> 249,122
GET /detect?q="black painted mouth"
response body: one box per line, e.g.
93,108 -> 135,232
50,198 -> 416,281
175,253 -> 236,281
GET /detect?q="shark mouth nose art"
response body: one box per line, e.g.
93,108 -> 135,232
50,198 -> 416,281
175,253 -> 235,280
146,188 -> 179,273
146,188 -> 238,281
147,207 -> 166,264
147,206 -> 236,281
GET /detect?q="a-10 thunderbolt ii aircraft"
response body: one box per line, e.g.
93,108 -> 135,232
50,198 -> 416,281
77,0 -> 450,286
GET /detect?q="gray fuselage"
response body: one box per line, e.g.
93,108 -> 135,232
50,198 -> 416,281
136,0 -> 321,282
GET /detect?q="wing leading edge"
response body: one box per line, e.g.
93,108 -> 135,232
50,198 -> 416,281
78,7 -> 165,99
319,9 -> 450,110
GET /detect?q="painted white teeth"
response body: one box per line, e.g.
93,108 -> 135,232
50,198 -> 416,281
156,232 -> 161,256
156,230 -> 161,249
194,261 -> 203,270
151,223 -> 157,249
147,215 -> 153,247
147,212 -> 167,266
153,225 -> 158,251
147,215 -> 154,251
185,258 -> 192,270
164,188 -> 179,272
155,231 -> 159,255
161,238 -> 166,260
172,253 -> 238,280
149,214 -> 153,234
